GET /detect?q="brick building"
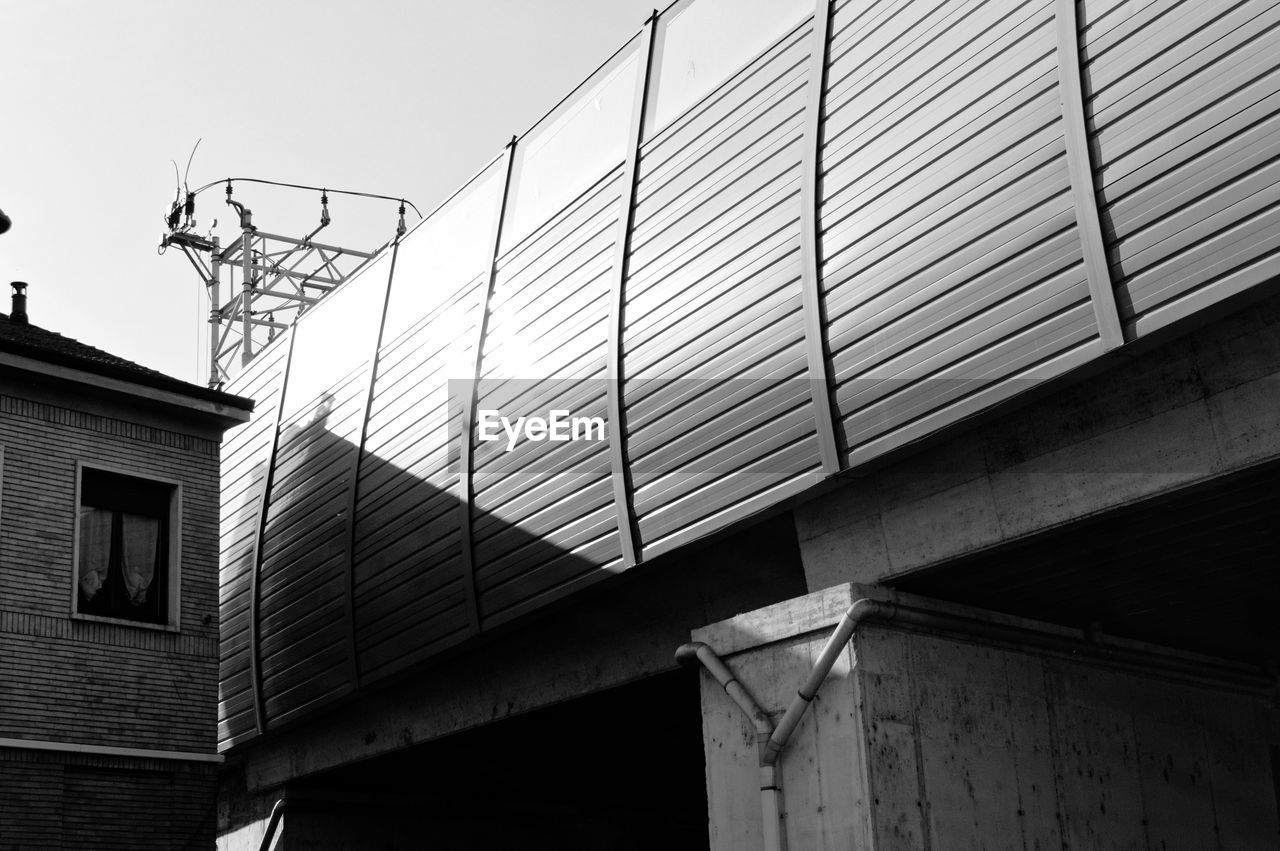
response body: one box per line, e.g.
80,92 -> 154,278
0,283 -> 252,848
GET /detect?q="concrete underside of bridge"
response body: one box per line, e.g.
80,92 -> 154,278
222,670 -> 711,850
217,292 -> 1280,849
795,287 -> 1280,667
216,514 -> 809,849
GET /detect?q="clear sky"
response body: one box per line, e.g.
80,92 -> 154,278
0,0 -> 659,385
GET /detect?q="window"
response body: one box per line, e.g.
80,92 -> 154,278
74,466 -> 180,627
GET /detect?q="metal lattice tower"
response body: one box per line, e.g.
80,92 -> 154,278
161,180 -> 405,388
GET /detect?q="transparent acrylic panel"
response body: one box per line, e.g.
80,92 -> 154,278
649,0 -> 812,133
382,161 -> 505,345
282,251 -> 390,418
503,42 -> 640,250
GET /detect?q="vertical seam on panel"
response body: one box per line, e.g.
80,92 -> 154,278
1057,0 -> 1125,350
341,244 -> 399,692
458,139 -> 518,634
802,0 -> 842,475
607,12 -> 658,568
248,329 -> 297,735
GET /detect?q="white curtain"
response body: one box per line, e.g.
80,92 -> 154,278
120,512 -> 161,605
77,506 -> 113,602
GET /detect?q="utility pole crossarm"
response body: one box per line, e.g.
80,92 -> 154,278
160,179 -> 410,387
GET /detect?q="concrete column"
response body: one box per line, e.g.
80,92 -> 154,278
689,584 -> 1279,850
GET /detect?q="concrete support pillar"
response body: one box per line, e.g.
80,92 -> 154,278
689,584 -> 1279,850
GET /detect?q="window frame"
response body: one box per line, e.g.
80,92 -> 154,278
70,461 -> 183,632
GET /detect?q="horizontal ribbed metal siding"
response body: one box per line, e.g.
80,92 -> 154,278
821,0 -> 1102,464
472,170 -> 624,626
255,361 -> 365,725
217,342 -> 286,748
217,0 -> 1280,750
1084,0 -> 1280,334
352,277 -> 485,684
625,20 -> 821,558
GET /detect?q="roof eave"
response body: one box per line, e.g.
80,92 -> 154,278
0,349 -> 254,429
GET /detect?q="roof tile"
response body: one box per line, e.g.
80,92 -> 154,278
0,312 -> 252,410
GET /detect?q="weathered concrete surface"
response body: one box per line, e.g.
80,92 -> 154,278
692,584 -> 1279,851
224,514 -> 805,799
216,763 -> 280,851
795,291 -> 1280,590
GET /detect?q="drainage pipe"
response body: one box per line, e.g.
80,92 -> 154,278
674,641 -> 782,851
676,598 -> 897,851
762,598 -> 895,768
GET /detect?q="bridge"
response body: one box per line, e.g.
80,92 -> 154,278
215,0 -> 1280,845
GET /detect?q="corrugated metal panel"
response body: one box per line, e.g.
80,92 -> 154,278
1084,0 -> 1280,334
255,360 -> 366,726
625,20 -> 821,558
352,274 -> 486,684
821,0 -> 1102,464
217,341 -> 287,748
241,254 -> 390,724
471,169 -> 624,626
215,0 -> 1280,750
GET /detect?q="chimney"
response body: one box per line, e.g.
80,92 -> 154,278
11,282 -> 28,324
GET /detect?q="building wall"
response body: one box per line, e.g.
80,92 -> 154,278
0,750 -> 216,850
0,384 -> 223,848
693,584 -> 1280,850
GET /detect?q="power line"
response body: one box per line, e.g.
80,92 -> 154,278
189,177 -> 421,218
